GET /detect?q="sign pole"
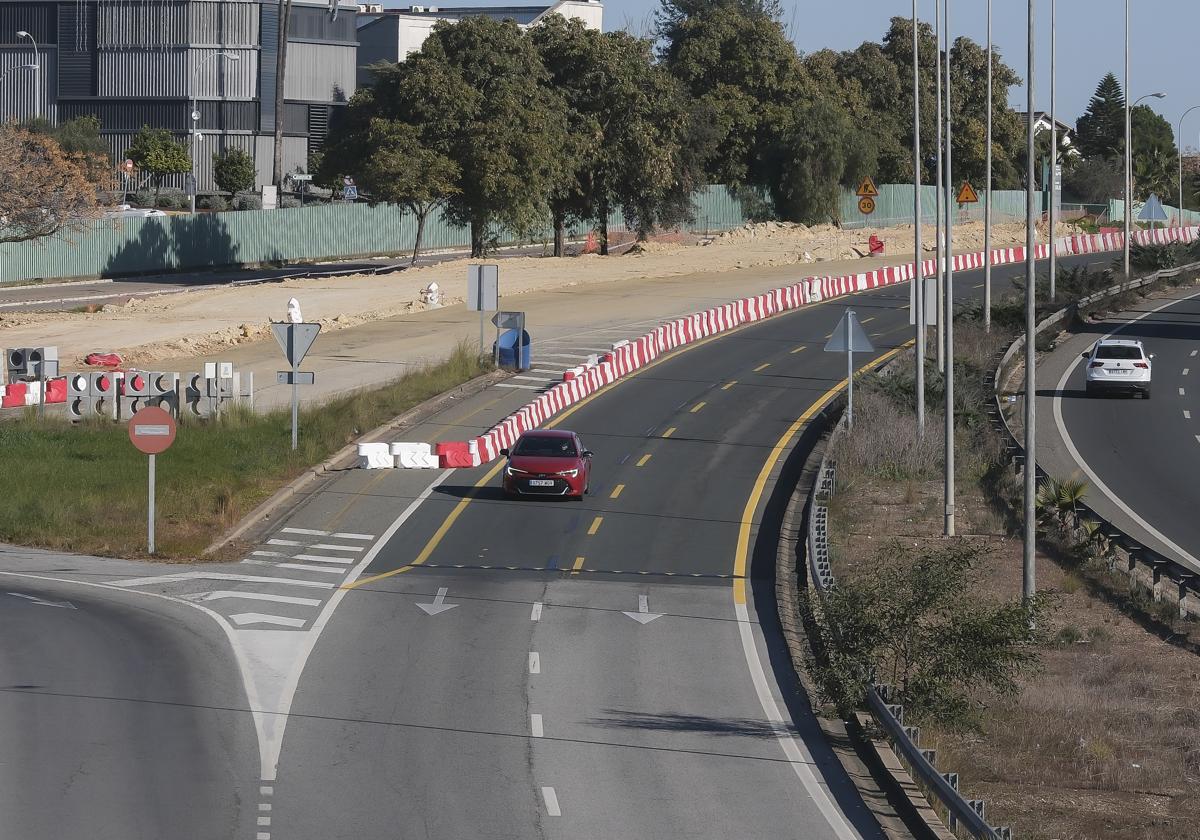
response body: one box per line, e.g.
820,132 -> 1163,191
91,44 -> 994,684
148,452 -> 156,554
846,310 -> 854,428
290,328 -> 299,451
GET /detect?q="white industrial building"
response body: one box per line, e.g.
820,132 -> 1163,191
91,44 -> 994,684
355,1 -> 603,86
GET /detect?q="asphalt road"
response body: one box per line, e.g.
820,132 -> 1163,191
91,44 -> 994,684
0,577 -> 260,839
0,248 -> 1107,839
1037,285 -> 1200,571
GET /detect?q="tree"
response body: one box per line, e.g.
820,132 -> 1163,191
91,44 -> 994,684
374,17 -> 569,256
0,124 -> 97,244
212,148 -> 257,195
1062,155 -> 1124,205
532,16 -> 699,253
358,118 -> 459,263
657,0 -> 807,191
126,126 -> 191,198
765,96 -> 867,224
808,541 -> 1047,723
1075,73 -> 1125,159
22,114 -> 111,189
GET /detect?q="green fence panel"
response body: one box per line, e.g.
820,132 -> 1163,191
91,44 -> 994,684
839,184 -> 1029,229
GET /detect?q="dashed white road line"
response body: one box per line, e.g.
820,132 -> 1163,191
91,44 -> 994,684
113,572 -> 335,589
1185,410 -> 1192,420
528,652 -> 541,674
1180,388 -> 1186,397
1192,350 -> 1198,358
259,803 -> 272,812
540,786 -> 561,817
531,714 -> 544,737
233,614 -> 306,628
1184,368 -> 1191,376
530,601 -> 543,621
276,563 -> 347,576
199,591 -> 322,607
310,544 -> 363,552
1195,435 -> 1200,444
293,554 -> 354,565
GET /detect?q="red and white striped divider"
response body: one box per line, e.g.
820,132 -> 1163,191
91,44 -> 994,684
383,225 -> 1196,469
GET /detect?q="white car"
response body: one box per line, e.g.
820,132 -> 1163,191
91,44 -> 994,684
1083,339 -> 1153,398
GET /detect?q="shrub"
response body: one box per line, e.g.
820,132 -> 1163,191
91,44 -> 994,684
132,190 -> 155,208
211,148 -> 256,195
154,188 -> 188,210
198,195 -> 228,212
280,196 -> 302,209
232,191 -> 262,211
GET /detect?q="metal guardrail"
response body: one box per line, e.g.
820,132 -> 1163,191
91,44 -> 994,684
805,420 -> 1011,839
989,261 -> 1200,617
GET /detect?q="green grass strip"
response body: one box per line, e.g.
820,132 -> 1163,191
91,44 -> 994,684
0,342 -> 490,559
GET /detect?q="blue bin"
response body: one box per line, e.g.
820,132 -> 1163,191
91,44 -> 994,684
495,329 -> 532,371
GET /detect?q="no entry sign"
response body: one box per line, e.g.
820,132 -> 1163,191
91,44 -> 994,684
129,406 -> 177,454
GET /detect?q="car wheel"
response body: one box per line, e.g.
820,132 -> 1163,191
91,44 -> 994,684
1142,387 -> 1151,400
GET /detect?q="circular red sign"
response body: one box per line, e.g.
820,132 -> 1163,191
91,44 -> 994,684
128,406 -> 177,455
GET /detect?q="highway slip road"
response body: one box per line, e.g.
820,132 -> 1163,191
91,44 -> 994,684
0,250 -> 1102,839
1037,285 -> 1200,573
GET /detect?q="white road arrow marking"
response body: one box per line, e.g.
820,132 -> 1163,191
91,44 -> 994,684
6,592 -> 76,609
231,613 -> 307,628
416,587 -> 458,616
623,595 -> 662,624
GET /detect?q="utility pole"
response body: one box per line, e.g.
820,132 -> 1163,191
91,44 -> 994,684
1123,0 -> 1131,279
913,0 -> 925,437
943,0 -> 955,537
1023,0 -> 1037,607
1177,106 -> 1200,227
934,0 -> 945,373
1048,0 -> 1057,301
983,0 -> 993,331
16,31 -> 38,121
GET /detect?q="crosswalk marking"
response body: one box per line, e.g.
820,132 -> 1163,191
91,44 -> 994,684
277,563 -> 348,576
200,591 -> 322,607
113,572 -> 336,589
331,532 -> 374,541
280,527 -> 329,536
309,543 -> 363,552
267,539 -> 303,547
293,554 -> 355,564
231,613 -> 307,628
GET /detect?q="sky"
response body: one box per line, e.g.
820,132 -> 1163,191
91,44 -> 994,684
595,0 -> 1200,151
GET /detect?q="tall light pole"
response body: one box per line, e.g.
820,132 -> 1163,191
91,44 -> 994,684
935,0 -> 944,374
190,51 -> 240,213
983,0 -> 993,331
1124,90 -> 1167,270
1023,0 -> 1037,607
913,0 -> 925,438
943,0 -> 955,537
15,30 -> 39,121
1047,0 -> 1057,301
1177,105 -> 1200,227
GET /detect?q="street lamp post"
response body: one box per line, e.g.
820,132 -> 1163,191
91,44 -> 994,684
1177,106 -> 1200,227
190,51 -> 240,214
15,30 -> 39,121
984,0 -> 992,331
1023,0 -> 1037,608
1124,90 -> 1167,269
935,0 -> 944,374
1048,0 -> 1057,301
913,0 -> 925,438
943,0 -> 955,537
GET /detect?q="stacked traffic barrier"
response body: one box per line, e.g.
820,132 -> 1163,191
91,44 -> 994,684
0,377 -> 68,409
379,225 -> 1200,470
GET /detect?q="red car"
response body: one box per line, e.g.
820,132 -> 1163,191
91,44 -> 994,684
501,430 -> 593,500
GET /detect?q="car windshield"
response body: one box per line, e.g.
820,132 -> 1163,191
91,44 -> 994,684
514,436 -> 578,457
1095,346 -> 1143,360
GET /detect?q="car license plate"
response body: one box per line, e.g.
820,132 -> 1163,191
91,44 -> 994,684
529,479 -> 554,487
1114,370 -> 1130,375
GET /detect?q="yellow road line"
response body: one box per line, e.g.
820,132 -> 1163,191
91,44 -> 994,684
587,516 -> 603,535
345,283 -> 872,593
722,380 -> 737,390
610,484 -> 625,499
861,316 -> 875,324
731,340 -> 912,605
662,427 -> 676,438
571,556 -> 585,576
791,346 -> 807,354
753,363 -> 770,372
690,402 -> 705,413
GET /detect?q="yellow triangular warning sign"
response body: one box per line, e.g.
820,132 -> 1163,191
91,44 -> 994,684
956,181 -> 979,204
855,176 -> 879,198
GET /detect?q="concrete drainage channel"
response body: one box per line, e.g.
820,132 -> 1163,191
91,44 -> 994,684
989,262 -> 1200,620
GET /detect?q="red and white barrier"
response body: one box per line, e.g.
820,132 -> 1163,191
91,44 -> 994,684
326,225 -> 1197,470
0,377 -> 68,409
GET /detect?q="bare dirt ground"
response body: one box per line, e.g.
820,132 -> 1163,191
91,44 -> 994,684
0,220 -> 1042,367
829,385 -> 1200,839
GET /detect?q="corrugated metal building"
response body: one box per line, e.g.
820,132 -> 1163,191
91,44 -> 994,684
0,0 -> 357,192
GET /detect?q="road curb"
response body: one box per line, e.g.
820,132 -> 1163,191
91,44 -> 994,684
202,367 -> 509,557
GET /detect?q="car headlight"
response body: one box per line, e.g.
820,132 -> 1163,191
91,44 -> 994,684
556,468 -> 578,478
506,465 -> 528,476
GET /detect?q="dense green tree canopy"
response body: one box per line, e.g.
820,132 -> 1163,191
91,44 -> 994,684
126,126 -> 191,195
1075,73 -> 1125,159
